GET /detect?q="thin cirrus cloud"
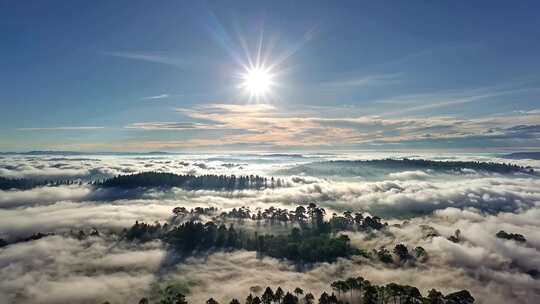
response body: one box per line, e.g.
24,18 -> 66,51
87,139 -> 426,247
123,102 -> 540,149
320,73 -> 402,88
103,51 -> 187,67
141,94 -> 170,100
125,122 -> 221,130
376,82 -> 540,115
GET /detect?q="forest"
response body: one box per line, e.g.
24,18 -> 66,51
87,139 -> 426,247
123,203 -> 430,266
107,276 -> 475,304
1,158 -> 534,192
0,172 -> 285,191
100,172 -> 282,190
287,159 -> 535,175
121,203 -> 475,303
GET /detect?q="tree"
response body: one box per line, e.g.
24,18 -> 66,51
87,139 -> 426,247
252,297 -> 262,304
293,287 -> 304,297
448,229 -> 461,243
304,293 -> 315,304
295,206 -> 307,223
330,281 -> 341,297
245,294 -> 254,304
230,299 -> 241,304
327,293 -> 338,304
262,287 -> 274,304
275,287 -> 285,303
354,276 -> 365,301
393,244 -> 409,261
139,298 -> 149,304
318,292 -> 330,304
160,286 -> 187,304
207,298 -> 219,304
173,294 -> 188,304
345,277 -> 358,299
330,281 -> 349,299
363,285 -> 378,304
402,285 -> 421,303
427,289 -> 444,304
444,290 -> 475,304
376,248 -> 393,263
414,246 -> 427,262
283,292 -> 298,304
496,230 -> 526,243
385,283 -> 401,304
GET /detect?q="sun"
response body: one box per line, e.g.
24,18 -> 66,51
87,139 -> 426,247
240,65 -> 275,99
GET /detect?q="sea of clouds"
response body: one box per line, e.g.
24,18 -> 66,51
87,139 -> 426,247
0,152 -> 539,304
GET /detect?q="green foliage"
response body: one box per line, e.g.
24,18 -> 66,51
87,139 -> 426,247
100,172 -> 275,190
393,244 -> 409,261
143,278 -> 475,304
414,246 -> 428,262
158,286 -> 187,304
496,230 -> 526,243
125,203 -> 370,264
301,159 -> 534,175
444,290 -> 475,304
0,176 -> 80,190
376,247 -> 393,263
255,230 -> 361,263
150,280 -> 194,303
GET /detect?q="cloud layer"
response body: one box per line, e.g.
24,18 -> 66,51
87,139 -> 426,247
0,153 -> 539,303
122,103 -> 540,149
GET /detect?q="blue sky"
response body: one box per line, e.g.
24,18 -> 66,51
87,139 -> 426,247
1,0 -> 539,152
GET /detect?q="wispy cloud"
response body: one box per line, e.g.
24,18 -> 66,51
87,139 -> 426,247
122,102 -> 540,149
103,51 -> 186,67
141,94 -> 170,100
376,82 -> 540,115
17,127 -> 105,131
125,122 -> 220,130
321,73 -> 401,88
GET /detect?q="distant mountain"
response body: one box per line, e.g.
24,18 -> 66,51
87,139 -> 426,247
0,151 -> 174,156
279,158 -> 535,177
0,151 -> 86,156
501,152 -> 540,160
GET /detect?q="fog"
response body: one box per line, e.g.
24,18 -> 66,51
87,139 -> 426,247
0,153 -> 539,303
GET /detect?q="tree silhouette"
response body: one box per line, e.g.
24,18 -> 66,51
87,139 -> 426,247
262,287 -> 274,304
275,287 -> 284,304
427,289 -> 444,304
318,292 -> 330,304
304,293 -> 315,304
151,276 -> 476,304
393,244 -> 409,261
283,292 -> 298,304
376,247 -> 393,263
363,284 -> 378,304
496,230 -> 526,243
444,290 -> 475,304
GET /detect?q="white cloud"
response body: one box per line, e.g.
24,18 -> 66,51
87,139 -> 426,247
1,154 -> 539,303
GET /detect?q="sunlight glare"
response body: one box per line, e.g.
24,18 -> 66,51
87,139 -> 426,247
240,66 -> 274,98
